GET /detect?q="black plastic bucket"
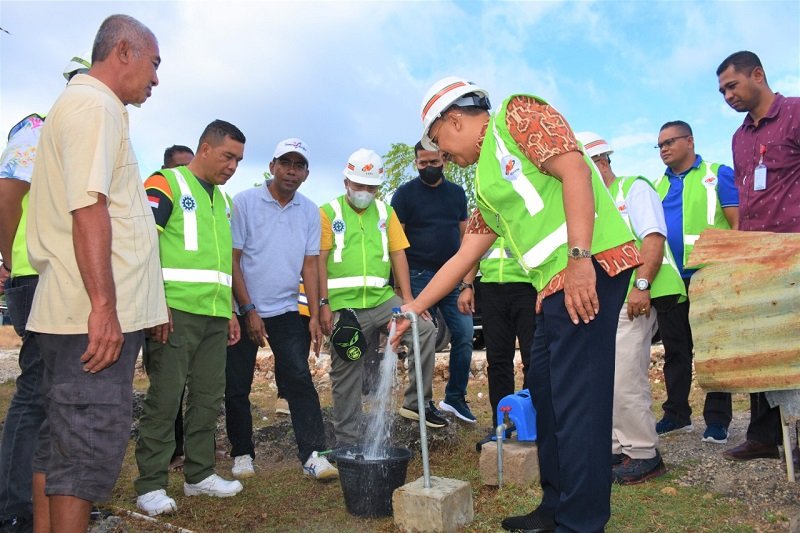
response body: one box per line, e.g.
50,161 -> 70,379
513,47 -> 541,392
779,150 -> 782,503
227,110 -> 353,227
332,445 -> 412,517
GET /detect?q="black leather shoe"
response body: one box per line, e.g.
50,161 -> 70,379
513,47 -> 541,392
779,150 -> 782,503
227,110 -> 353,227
501,507 -> 556,532
722,439 -> 780,461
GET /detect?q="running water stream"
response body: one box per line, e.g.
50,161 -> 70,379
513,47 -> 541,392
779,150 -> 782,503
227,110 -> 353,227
360,318 -> 400,459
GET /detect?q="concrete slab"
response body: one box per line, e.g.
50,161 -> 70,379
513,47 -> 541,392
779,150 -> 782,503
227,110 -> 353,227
392,476 -> 473,533
479,440 -> 539,486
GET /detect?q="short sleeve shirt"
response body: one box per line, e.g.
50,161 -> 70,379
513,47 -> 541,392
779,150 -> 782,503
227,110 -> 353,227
232,182 -> 320,318
26,74 -> 167,333
0,114 -> 45,184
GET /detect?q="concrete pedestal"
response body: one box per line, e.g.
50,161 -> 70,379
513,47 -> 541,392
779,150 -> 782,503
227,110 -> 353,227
479,440 -> 539,486
392,476 -> 473,533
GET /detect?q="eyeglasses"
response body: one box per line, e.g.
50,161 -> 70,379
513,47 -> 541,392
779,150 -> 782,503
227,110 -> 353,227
276,157 -> 308,170
655,136 -> 690,150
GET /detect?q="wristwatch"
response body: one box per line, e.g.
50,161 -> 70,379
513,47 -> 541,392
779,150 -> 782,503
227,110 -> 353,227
319,298 -> 330,306
568,247 -> 592,259
458,281 -> 474,292
239,303 -> 256,314
634,278 -> 651,291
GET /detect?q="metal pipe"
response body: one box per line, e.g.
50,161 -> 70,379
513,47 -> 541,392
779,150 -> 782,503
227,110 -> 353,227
395,309 -> 431,488
496,423 -> 506,487
779,405 -> 795,482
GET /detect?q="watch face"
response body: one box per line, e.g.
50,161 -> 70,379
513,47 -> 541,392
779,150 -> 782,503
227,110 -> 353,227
635,279 -> 649,290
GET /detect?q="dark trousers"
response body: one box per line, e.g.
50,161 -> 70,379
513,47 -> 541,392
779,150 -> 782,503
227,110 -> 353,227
529,261 -> 629,533
654,278 -> 731,427
747,392 -> 782,445
0,275 -> 44,520
225,312 -> 326,464
480,281 -> 537,427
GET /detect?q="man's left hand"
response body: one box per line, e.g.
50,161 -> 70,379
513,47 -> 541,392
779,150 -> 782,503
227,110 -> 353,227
563,258 -> 598,325
309,316 -> 323,357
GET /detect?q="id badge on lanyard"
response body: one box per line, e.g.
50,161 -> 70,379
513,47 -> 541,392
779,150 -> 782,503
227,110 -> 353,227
753,144 -> 767,191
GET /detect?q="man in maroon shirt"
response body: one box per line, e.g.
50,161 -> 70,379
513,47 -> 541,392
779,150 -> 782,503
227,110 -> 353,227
717,50 -> 800,466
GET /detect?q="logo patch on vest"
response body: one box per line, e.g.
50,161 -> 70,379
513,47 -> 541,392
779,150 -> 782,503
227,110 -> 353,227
332,218 -> 346,234
703,175 -> 718,187
500,155 -> 522,181
616,201 -> 627,215
377,218 -> 387,232
179,194 -> 197,212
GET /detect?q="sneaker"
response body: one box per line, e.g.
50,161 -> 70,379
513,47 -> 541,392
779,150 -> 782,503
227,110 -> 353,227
701,424 -> 729,444
232,455 -> 255,478
303,454 -> 339,481
655,418 -> 694,435
275,397 -> 290,415
136,489 -> 177,516
398,404 -> 449,428
427,400 -> 445,419
184,474 -> 243,497
612,451 -> 667,485
612,453 -> 626,466
439,398 -> 477,424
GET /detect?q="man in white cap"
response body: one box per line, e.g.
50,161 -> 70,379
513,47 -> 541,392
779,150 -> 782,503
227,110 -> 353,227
224,138 -> 337,481
577,131 -> 685,485
318,148 -> 445,448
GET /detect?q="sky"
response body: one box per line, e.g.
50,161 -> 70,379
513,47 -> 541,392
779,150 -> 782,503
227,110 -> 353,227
1,0 -> 798,206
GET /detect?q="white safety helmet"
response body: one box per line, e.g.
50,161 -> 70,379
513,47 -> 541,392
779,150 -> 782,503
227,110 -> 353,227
343,148 -> 384,186
419,76 -> 491,151
576,131 -> 613,158
63,51 -> 92,81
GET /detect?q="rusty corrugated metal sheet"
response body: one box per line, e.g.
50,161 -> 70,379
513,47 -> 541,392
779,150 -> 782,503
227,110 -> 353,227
687,229 -> 800,393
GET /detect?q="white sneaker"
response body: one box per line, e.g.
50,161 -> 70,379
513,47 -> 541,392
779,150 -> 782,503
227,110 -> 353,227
136,489 -> 177,516
232,455 -> 255,479
184,474 -> 243,497
303,454 -> 338,481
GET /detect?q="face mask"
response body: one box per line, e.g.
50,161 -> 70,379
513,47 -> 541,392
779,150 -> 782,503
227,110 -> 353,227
419,165 -> 444,185
347,188 -> 375,209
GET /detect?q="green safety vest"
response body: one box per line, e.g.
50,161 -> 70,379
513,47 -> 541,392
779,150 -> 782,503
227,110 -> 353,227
475,94 -> 634,291
653,160 -> 731,266
609,176 -> 686,301
11,193 -> 36,277
322,196 -> 394,311
479,237 -> 530,284
158,167 -> 233,319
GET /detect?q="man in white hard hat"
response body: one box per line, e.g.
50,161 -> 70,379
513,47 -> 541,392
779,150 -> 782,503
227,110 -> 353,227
27,15 -> 167,531
318,148 -> 444,448
577,131 -> 685,485
0,50 -> 89,531
225,138 -> 337,481
394,77 -> 638,532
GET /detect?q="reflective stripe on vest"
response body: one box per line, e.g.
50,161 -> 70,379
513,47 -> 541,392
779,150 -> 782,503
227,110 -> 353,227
492,123 -> 544,218
329,200 -> 346,263
484,246 -> 513,260
161,267 -> 232,287
375,200 -> 389,262
328,198 -> 389,263
327,275 -> 388,290
165,168 -> 198,251
684,163 -> 719,246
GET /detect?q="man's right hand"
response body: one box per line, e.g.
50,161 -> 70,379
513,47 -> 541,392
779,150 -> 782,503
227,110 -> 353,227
148,307 -> 173,344
457,288 -> 475,314
245,310 -> 267,347
81,306 -> 124,373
